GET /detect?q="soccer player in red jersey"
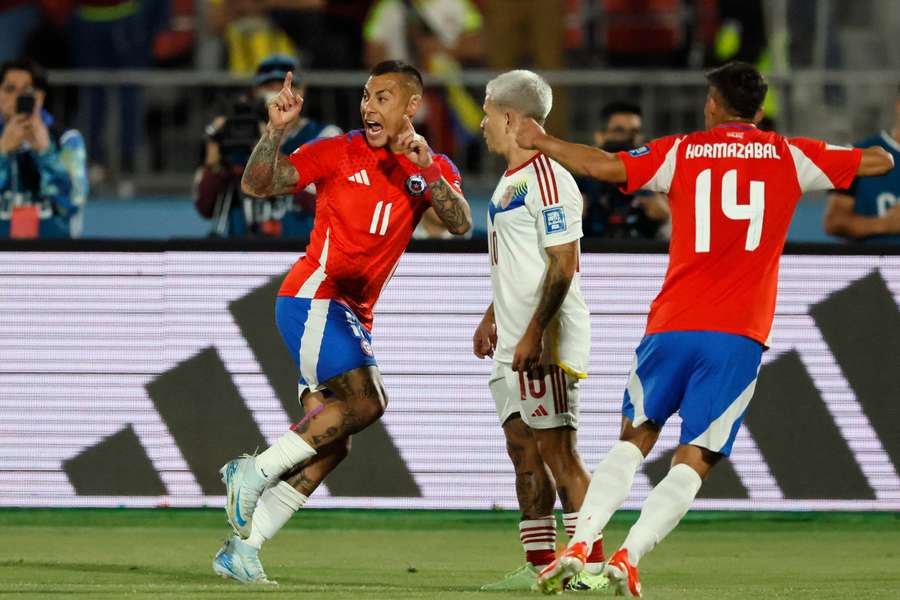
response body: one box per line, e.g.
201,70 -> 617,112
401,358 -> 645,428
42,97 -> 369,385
213,61 -> 472,584
515,62 -> 894,596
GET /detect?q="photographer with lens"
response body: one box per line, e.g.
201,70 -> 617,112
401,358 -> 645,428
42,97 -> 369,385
578,102 -> 670,240
194,54 -> 341,238
0,58 -> 87,239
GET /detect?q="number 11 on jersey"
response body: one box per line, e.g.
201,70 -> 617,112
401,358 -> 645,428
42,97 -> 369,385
695,168 -> 765,253
370,201 -> 392,236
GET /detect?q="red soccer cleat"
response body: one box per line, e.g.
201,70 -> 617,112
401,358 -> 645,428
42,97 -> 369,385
604,548 -> 642,597
536,541 -> 589,594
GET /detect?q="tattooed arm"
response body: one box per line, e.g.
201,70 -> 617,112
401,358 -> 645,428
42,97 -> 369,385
241,71 -> 303,198
240,127 -> 300,198
427,176 -> 472,235
395,115 -> 472,235
510,241 -> 578,372
531,241 -> 578,329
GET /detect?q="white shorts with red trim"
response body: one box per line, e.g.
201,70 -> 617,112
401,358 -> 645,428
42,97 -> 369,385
490,361 -> 579,430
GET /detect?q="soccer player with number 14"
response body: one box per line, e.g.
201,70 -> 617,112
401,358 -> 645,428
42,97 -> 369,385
515,61 -> 894,596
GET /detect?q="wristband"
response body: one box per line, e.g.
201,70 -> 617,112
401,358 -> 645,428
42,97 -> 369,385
422,162 -> 442,185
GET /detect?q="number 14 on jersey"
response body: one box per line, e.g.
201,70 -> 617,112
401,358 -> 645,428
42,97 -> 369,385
695,168 -> 765,253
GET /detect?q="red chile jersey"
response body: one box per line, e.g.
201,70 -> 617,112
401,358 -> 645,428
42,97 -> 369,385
618,123 -> 862,345
278,130 -> 463,330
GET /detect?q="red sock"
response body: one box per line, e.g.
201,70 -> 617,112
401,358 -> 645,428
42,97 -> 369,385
519,516 -> 557,568
587,537 -> 605,564
527,548 -> 557,568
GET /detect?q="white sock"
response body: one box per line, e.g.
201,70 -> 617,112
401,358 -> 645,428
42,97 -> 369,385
255,432 -> 316,482
571,441 -> 644,547
245,481 -> 309,549
621,463 -> 702,565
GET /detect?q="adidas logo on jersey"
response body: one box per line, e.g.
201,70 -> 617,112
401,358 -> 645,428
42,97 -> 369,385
531,405 -> 549,417
348,170 -> 370,186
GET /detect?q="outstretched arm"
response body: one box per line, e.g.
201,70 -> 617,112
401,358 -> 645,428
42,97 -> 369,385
511,241 -> 578,373
858,146 -> 894,177
515,117 -> 627,184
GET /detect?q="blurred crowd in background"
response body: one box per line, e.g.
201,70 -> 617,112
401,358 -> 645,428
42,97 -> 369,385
0,0 -> 898,242
8,0 -> 898,74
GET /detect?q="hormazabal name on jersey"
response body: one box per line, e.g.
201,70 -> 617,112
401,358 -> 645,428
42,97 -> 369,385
685,142 -> 782,160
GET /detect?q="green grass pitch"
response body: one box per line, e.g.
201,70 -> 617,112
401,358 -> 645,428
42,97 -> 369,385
1,509 -> 897,599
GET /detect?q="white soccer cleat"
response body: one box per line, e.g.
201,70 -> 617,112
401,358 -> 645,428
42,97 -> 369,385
212,534 -> 277,585
220,455 -> 267,539
537,541 -> 589,594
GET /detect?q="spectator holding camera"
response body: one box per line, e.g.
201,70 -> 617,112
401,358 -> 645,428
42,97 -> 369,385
194,54 -> 340,238
0,58 -> 87,239
577,102 -> 670,240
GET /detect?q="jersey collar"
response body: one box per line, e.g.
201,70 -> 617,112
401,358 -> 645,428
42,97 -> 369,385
715,122 -> 757,131
505,152 -> 541,176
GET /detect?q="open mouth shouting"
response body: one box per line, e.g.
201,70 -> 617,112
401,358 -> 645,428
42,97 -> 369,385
364,117 -> 385,141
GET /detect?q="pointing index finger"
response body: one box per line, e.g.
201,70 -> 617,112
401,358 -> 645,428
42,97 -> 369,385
283,71 -> 293,91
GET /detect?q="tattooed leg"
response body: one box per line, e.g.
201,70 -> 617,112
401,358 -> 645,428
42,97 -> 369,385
533,427 -> 590,513
281,391 -> 352,496
281,437 -> 350,496
291,366 -> 387,450
503,415 -> 556,519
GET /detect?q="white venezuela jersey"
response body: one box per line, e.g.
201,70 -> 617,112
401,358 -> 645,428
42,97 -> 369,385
487,153 -> 590,376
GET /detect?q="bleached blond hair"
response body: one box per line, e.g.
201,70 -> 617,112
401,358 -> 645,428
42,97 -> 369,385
485,70 -> 553,124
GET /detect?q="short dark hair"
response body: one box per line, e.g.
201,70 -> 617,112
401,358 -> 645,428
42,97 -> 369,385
705,61 -> 767,119
601,101 -> 642,125
0,57 -> 48,91
369,60 -> 423,94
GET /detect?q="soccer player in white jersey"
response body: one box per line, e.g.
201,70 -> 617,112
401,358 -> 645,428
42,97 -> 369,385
472,70 -> 607,592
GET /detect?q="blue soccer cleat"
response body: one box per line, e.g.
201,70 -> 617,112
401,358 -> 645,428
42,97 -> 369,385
212,534 -> 277,585
220,455 -> 268,539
